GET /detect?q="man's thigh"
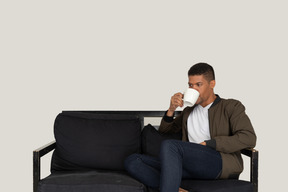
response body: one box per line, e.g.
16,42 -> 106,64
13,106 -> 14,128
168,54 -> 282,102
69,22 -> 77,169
173,140 -> 222,179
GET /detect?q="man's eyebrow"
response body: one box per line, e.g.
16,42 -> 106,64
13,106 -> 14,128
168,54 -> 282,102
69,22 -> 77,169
188,82 -> 203,85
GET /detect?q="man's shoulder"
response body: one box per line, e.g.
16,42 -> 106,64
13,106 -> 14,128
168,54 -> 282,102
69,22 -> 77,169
220,97 -> 242,104
218,97 -> 245,110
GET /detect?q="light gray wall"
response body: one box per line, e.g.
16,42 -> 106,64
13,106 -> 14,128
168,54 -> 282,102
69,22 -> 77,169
1,1 -> 287,191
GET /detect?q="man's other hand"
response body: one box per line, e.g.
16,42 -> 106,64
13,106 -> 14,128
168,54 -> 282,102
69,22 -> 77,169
200,142 -> 206,146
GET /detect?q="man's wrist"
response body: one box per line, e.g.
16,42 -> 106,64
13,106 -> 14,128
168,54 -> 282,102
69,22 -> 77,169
166,109 -> 175,117
163,110 -> 174,123
205,139 -> 216,149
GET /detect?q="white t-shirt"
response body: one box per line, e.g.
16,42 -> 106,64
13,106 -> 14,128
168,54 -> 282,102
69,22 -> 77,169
187,102 -> 213,143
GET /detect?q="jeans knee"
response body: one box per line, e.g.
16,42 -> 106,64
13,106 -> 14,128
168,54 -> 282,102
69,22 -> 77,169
160,140 -> 181,156
124,153 -> 142,173
161,140 -> 177,150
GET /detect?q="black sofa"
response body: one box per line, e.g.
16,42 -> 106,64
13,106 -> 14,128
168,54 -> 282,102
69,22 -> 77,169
33,111 -> 258,192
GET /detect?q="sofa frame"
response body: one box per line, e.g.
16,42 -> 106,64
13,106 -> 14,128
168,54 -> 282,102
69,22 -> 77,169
33,111 -> 258,192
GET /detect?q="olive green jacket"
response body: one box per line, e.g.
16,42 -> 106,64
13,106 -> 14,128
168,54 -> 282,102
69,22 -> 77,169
159,95 -> 257,179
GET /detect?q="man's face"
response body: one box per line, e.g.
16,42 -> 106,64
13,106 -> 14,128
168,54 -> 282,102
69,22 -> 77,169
188,75 -> 215,106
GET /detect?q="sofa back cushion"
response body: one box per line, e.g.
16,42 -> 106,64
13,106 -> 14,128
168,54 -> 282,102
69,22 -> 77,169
141,124 -> 182,157
51,112 -> 141,172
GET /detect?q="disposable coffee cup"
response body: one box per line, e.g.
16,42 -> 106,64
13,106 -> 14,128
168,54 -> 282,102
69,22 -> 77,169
183,88 -> 199,107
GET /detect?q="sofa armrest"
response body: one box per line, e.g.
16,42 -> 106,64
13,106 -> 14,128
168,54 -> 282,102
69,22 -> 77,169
241,148 -> 259,192
33,141 -> 56,192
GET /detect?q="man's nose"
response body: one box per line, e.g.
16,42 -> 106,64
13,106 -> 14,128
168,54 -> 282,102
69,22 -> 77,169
191,87 -> 200,93
190,85 -> 198,90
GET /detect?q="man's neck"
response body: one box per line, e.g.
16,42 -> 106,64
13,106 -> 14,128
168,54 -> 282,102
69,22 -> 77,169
200,94 -> 217,107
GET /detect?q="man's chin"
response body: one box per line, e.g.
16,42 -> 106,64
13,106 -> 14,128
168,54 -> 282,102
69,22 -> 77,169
195,98 -> 202,105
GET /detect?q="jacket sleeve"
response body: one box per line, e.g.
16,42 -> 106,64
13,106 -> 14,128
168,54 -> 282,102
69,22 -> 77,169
214,101 -> 257,153
159,111 -> 183,134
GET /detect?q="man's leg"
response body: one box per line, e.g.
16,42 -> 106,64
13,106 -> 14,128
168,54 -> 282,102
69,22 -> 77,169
159,140 -> 222,192
124,153 -> 161,188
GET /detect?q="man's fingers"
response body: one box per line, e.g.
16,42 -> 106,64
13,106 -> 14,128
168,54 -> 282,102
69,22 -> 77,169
169,92 -> 184,111
179,188 -> 188,192
199,142 -> 206,146
174,92 -> 184,98
172,98 -> 183,106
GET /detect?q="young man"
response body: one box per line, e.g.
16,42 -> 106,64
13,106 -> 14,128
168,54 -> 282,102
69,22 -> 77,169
125,63 -> 257,192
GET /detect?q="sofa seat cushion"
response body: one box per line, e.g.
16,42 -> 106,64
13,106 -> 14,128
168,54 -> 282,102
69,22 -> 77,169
38,171 -> 146,192
181,179 -> 253,192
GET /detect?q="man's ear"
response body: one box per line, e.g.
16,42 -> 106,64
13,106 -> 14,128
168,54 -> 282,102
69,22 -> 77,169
210,80 -> 216,88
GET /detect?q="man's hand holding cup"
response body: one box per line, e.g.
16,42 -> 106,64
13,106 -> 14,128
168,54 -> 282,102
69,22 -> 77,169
167,88 -> 199,117
167,93 -> 184,116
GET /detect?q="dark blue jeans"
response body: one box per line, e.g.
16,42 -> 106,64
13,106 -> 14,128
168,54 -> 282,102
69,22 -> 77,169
125,140 -> 222,192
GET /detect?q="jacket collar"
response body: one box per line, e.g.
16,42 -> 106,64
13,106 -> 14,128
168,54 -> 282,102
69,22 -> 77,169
210,94 -> 221,108
185,94 -> 221,113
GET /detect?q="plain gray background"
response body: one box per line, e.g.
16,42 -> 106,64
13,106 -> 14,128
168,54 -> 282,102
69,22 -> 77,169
1,1 -> 287,191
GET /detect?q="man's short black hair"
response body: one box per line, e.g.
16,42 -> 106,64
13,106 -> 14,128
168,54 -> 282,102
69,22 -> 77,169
188,63 -> 215,82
